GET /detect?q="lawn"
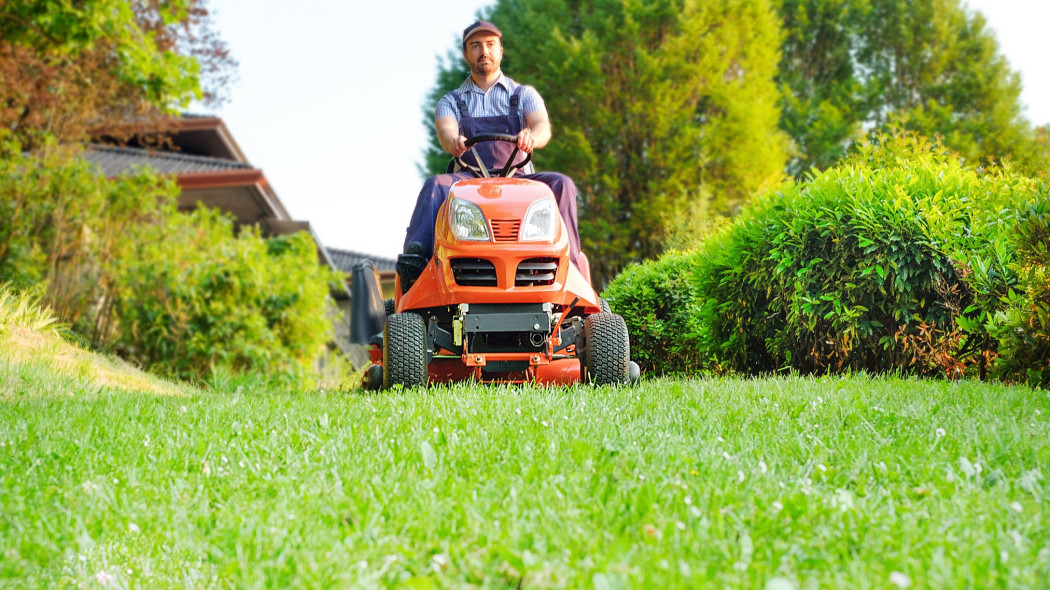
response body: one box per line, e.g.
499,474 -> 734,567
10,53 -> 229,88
1,359 -> 1048,588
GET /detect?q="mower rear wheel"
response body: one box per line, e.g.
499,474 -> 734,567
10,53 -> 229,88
383,313 -> 428,389
583,313 -> 631,385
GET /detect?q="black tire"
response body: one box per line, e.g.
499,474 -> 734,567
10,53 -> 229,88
599,297 -> 612,313
384,298 -> 396,316
383,313 -> 428,389
583,313 -> 631,385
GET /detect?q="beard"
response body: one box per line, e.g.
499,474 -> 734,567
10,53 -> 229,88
470,56 -> 500,77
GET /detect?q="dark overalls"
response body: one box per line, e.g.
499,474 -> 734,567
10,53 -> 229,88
403,86 -> 581,265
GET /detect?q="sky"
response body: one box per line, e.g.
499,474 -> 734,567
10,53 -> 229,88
205,0 -> 1049,262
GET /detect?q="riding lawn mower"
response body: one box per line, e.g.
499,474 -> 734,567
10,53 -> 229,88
351,135 -> 639,389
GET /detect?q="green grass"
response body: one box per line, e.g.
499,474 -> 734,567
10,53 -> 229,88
1,365 -> 1048,588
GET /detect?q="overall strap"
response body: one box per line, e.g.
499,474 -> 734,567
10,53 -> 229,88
508,85 -> 524,133
455,92 -> 475,137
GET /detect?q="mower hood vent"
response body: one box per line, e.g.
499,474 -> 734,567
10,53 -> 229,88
490,219 -> 520,242
516,257 -> 559,287
451,257 -> 497,287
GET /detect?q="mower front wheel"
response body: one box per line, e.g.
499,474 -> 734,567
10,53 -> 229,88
383,313 -> 428,389
583,312 -> 631,385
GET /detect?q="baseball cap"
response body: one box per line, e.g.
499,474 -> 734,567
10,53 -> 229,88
462,20 -> 502,46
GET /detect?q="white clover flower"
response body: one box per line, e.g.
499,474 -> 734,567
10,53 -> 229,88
764,577 -> 796,590
758,461 -> 768,475
935,427 -> 946,438
179,405 -> 187,414
722,452 -> 732,461
675,521 -> 686,531
95,570 -> 115,586
889,571 -> 911,588
833,488 -> 855,511
772,501 -> 783,511
738,471 -> 746,483
684,496 -> 692,505
128,522 -> 140,534
143,435 -> 150,448
1009,501 -> 1023,513
540,421 -> 548,427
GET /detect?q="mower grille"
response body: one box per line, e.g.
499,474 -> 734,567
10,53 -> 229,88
516,257 -> 559,287
451,258 -> 497,287
490,219 -> 520,242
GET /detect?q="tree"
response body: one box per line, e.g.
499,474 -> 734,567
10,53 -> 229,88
0,0 -> 235,147
778,0 -> 1047,176
423,0 -> 788,285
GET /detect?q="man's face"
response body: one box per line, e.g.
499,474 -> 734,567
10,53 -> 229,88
463,33 -> 503,77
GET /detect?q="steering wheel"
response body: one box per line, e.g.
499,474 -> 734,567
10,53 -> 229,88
453,133 -> 533,179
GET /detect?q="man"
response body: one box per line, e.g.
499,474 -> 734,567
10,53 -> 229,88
399,20 -> 580,288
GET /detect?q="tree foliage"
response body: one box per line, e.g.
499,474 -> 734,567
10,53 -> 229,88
778,0 -> 1047,177
0,0 -> 235,147
424,0 -> 788,285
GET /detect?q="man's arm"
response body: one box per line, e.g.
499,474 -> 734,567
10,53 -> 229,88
435,115 -> 467,157
518,109 -> 551,153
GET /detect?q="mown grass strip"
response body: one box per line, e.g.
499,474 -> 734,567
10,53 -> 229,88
1,375 -> 1047,588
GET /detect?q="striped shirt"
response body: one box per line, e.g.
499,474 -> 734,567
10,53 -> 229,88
435,74 -> 545,124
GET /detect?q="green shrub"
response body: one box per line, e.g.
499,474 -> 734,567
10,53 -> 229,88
601,250 -> 707,374
688,134 -> 1047,378
2,144 -> 344,385
0,143 -> 173,336
984,199 -> 1050,388
107,208 -> 341,384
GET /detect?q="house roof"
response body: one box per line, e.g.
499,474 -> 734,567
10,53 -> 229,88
84,144 -> 252,176
327,247 -> 397,273
170,115 -> 249,163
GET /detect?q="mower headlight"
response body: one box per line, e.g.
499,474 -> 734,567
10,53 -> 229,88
521,197 -> 559,242
450,197 -> 490,242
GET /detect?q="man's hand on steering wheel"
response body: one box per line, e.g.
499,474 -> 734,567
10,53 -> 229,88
449,135 -> 469,158
516,128 -> 535,153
